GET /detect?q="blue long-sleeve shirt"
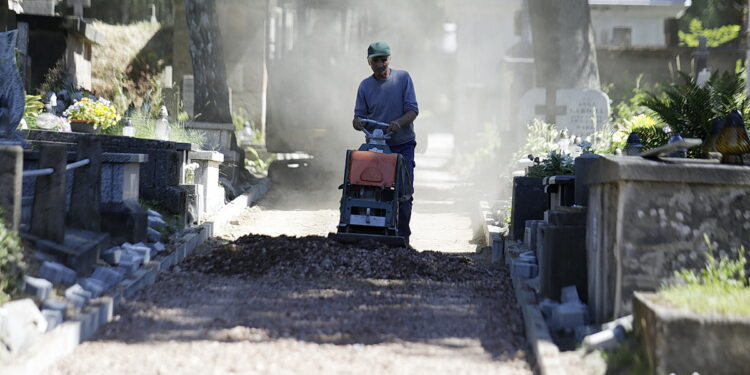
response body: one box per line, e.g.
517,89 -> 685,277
354,69 -> 419,146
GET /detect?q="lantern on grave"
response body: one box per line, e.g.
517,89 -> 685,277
154,106 -> 170,141
714,110 -> 750,164
122,118 -> 135,137
623,132 -> 643,156
667,134 -> 687,158
36,94 -> 59,130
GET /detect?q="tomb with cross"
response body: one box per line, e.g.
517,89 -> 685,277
535,86 -> 568,124
519,87 -> 610,138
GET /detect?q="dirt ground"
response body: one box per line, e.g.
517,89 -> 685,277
44,134 -> 534,375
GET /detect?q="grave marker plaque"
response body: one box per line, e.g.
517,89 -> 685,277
519,88 -> 610,137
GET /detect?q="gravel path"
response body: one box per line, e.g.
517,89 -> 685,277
45,134 -> 533,375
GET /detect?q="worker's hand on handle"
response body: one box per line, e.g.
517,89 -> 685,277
388,121 -> 401,133
352,118 -> 364,131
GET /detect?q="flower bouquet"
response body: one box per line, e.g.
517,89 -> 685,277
63,97 -> 121,132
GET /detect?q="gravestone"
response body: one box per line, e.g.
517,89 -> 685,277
0,30 -> 25,144
66,0 -> 91,18
518,88 -> 610,137
182,75 -> 195,116
18,0 -> 57,16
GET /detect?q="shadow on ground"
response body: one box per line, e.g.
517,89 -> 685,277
93,235 -> 529,363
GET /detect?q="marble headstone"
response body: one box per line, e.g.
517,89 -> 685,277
0,30 -> 25,144
519,88 -> 610,137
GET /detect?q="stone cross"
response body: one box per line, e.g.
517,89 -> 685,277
66,0 -> 91,18
535,87 -> 567,124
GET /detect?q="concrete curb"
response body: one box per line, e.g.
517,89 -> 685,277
205,177 -> 271,234
478,203 -> 565,375
0,178 -> 270,375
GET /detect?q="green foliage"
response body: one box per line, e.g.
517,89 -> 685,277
678,19 -> 741,47
23,95 -> 45,129
127,109 -> 206,145
244,147 -> 275,176
601,339 -> 651,375
514,119 -> 561,162
659,234 -> 750,316
679,0 -> 744,31
0,214 -> 25,305
640,70 -> 749,156
526,150 -> 575,178
632,124 -> 671,151
677,234 -> 747,288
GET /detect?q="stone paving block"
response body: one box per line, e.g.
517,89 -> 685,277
147,227 -> 161,242
41,309 -> 63,332
23,275 -> 52,300
118,259 -> 140,275
0,299 -> 47,353
124,243 -> 151,263
147,209 -> 163,219
147,215 -> 167,230
152,241 -> 166,253
101,246 -> 122,265
92,267 -> 124,289
551,302 -> 589,331
539,298 -> 559,319
42,299 -> 67,319
65,284 -> 92,308
519,251 -> 537,263
78,278 -> 106,298
561,285 -> 581,304
39,261 -> 77,285
512,259 -> 538,279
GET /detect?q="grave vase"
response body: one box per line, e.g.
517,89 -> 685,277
69,120 -> 96,134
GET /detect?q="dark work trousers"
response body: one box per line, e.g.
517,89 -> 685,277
389,140 -> 416,241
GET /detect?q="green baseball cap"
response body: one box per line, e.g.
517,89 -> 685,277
367,41 -> 391,58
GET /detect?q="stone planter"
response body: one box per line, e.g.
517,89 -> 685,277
509,176 -> 547,241
633,292 -> 750,375
69,120 -> 96,134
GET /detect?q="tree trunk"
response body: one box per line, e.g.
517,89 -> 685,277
528,0 -> 600,90
184,0 -> 232,124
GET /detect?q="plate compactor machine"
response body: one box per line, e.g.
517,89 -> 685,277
328,119 -> 411,247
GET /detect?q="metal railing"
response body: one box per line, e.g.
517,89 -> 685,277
22,158 -> 91,178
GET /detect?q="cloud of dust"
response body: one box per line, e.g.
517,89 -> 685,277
225,0 -> 532,208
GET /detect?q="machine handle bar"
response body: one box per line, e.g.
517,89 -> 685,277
358,118 -> 390,129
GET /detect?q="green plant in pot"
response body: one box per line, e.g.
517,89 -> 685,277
63,97 -> 121,133
641,70 -> 749,159
526,150 -> 575,178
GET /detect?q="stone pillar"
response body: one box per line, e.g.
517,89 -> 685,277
0,145 -> 22,231
67,136 -> 102,232
100,152 -> 149,244
30,144 -> 67,243
189,150 -> 225,216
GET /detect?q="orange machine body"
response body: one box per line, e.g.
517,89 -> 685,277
348,151 -> 398,187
